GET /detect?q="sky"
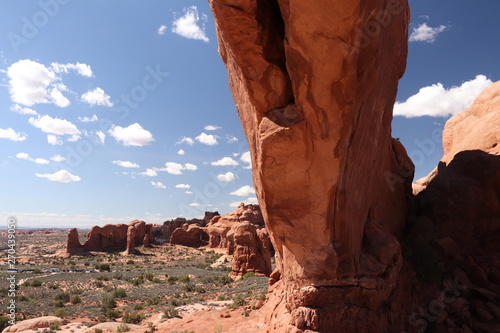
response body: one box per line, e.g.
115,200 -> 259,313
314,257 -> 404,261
0,0 -> 499,228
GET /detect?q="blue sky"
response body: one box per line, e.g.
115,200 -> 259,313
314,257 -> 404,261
1,0 -> 499,228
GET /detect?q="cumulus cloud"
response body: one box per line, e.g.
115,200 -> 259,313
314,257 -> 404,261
78,115 -> 99,122
140,168 -> 158,177
29,115 -> 80,135
189,203 -> 201,207
177,149 -> 185,155
409,23 -> 447,43
159,162 -> 198,175
35,169 -> 81,183
10,104 -> 37,115
240,151 -> 251,165
204,125 -> 221,131
172,6 -> 209,43
49,84 -> 71,107
230,185 -> 255,196
184,163 -> 197,171
0,128 -> 27,142
15,152 -> 49,164
195,132 -> 218,146
51,62 -> 93,77
151,181 -> 167,189
158,25 -> 167,35
93,131 -> 106,145
108,123 -> 154,147
47,135 -> 63,145
211,157 -> 238,166
217,172 -> 235,182
226,135 -> 238,143
112,160 -> 140,168
6,59 -> 58,106
81,87 -> 113,107
176,137 -> 195,145
50,155 -> 65,162
176,184 -> 191,189
229,197 -> 258,207
393,75 -> 493,118
68,134 -> 81,142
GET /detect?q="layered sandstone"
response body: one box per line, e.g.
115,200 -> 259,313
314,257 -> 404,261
210,0 -> 414,331
207,204 -> 272,277
170,224 -> 209,248
123,225 -> 137,256
60,228 -> 88,257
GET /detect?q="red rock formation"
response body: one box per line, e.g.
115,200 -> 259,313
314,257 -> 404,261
207,204 -> 272,278
83,224 -> 128,251
404,82 -> 500,332
61,228 -> 88,257
170,224 -> 209,248
210,0 -> 416,331
123,225 -> 136,256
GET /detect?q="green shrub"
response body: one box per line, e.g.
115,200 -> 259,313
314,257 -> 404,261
101,295 -> 116,310
30,279 -> 43,287
229,294 -> 246,309
178,276 -> 190,284
104,309 -> 122,320
96,276 -> 109,281
112,288 -> 127,299
54,309 -> 67,318
0,316 -> 10,333
242,272 -> 255,279
94,329 -> 103,333
147,297 -> 161,306
133,304 -> 145,311
163,307 -> 182,319
117,323 -> 130,333
94,281 -> 104,288
145,272 -> 154,281
96,264 -> 110,271
54,300 -> 64,308
167,276 -> 177,285
49,322 -> 62,330
71,296 -> 81,304
54,292 -> 70,303
122,312 -> 145,324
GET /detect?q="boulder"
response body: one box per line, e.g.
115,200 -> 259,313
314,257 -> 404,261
2,316 -> 69,333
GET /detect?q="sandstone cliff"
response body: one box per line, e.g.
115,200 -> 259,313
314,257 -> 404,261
209,0 -> 415,331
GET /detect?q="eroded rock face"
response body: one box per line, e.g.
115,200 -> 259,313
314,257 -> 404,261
170,224 -> 209,248
209,0 -> 415,331
84,224 -> 128,251
62,228 -> 88,257
207,204 -> 273,277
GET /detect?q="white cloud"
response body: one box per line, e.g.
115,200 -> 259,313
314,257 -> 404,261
230,185 -> 255,196
189,203 -> 201,207
394,75 -> 493,118
158,25 -> 168,35
151,181 -> 167,189
409,23 -> 447,43
177,149 -> 185,155
67,134 -> 81,142
112,160 -> 140,168
10,104 -> 37,115
50,155 -> 65,162
140,168 -> 158,177
211,157 -> 238,166
108,123 -> 155,147
185,191 -> 193,194
78,115 -> 99,122
29,115 -> 80,135
47,135 -> 63,145
176,184 -> 191,189
176,137 -> 195,145
226,135 -> 238,143
159,162 -> 197,175
16,152 -> 49,164
49,84 -> 71,107
34,158 -> 49,165
0,128 -> 27,142
217,172 -> 235,182
184,163 -> 197,171
81,87 -> 113,107
240,151 -> 251,164
35,170 -> 81,183
204,125 -> 221,131
15,152 -> 30,160
195,132 -> 218,146
95,131 -> 106,145
6,59 -> 58,106
51,62 -> 93,77
172,6 -> 209,43
229,197 -> 258,207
